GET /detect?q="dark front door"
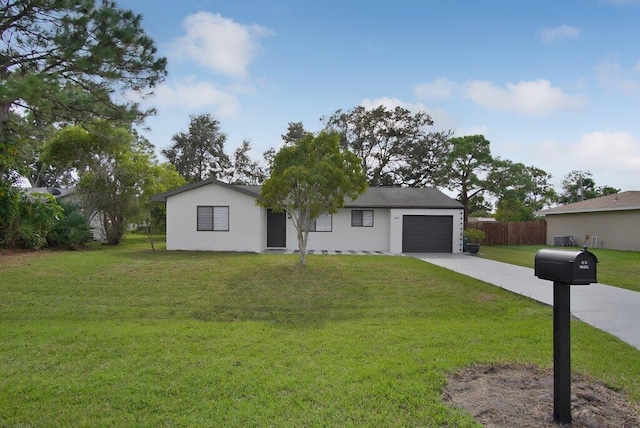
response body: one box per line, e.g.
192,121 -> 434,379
267,209 -> 287,247
402,215 -> 453,253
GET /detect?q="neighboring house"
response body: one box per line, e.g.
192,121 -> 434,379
537,191 -> 640,251
27,187 -> 74,200
26,187 -> 106,242
152,178 -> 465,253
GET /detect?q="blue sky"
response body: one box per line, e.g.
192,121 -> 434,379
119,0 -> 640,192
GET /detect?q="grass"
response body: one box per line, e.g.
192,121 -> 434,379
1,236 -> 639,426
480,245 -> 640,292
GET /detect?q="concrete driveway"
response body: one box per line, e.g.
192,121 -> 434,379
412,253 -> 640,351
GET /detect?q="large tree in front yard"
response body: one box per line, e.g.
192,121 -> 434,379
259,131 -> 367,265
44,123 -> 180,245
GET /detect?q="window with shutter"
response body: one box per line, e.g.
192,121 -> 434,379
351,210 -> 373,227
312,213 -> 332,232
197,206 -> 229,231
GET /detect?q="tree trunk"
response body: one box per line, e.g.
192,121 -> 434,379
146,217 -> 155,251
0,102 -> 10,129
297,226 -> 308,266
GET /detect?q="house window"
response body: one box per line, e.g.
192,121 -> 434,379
311,213 -> 332,232
351,210 -> 374,227
197,206 -> 229,231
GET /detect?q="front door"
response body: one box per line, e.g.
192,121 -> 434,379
267,209 -> 287,247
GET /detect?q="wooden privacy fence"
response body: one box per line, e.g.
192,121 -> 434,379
465,221 -> 547,246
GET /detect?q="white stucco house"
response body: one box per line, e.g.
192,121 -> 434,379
537,191 -> 640,251
152,178 -> 465,253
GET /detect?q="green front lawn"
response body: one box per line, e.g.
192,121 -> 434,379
1,236 -> 639,426
480,245 -> 640,292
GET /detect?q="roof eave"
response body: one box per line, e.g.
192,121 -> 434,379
152,178 -> 261,202
539,205 -> 640,216
344,204 -> 463,209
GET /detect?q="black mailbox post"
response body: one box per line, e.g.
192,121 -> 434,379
534,247 -> 597,424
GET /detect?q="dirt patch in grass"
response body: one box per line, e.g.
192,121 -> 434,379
444,363 -> 640,427
0,248 -> 43,267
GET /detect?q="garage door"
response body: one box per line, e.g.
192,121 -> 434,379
402,215 -> 453,253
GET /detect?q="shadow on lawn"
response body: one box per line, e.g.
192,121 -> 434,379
189,260 -> 372,328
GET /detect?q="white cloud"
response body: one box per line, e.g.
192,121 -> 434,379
360,96 -> 423,112
578,131 -> 640,171
414,78 -> 458,101
360,97 -> 456,130
539,24 -> 580,43
596,61 -> 640,97
466,79 -> 586,115
150,77 -> 241,117
456,126 -> 489,137
171,12 -> 274,79
530,132 -> 640,190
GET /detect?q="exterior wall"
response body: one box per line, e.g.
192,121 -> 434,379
546,210 -> 640,251
58,193 -> 107,242
389,208 -> 464,253
164,182 -> 463,253
285,208 -> 391,251
166,184 -> 264,252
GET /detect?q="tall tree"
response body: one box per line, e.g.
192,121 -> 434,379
1,0 -> 166,242
558,170 -> 619,204
281,121 -> 309,145
323,105 -> 435,186
0,0 -> 167,140
162,113 -> 230,183
259,131 -> 367,266
262,147 -> 276,177
9,114 -> 75,187
494,163 -> 556,222
440,135 -> 495,222
228,140 -> 266,185
398,130 -> 453,187
44,123 -> 172,245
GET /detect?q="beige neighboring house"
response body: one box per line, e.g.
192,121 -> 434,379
537,191 -> 640,251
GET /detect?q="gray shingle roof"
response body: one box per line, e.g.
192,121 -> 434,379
344,187 -> 463,209
151,178 -> 261,202
152,179 -> 462,209
538,191 -> 640,215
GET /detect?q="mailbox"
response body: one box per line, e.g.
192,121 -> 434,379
535,247 -> 597,285
534,247 -> 598,423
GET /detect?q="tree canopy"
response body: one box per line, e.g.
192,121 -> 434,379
0,0 -> 167,240
558,170 -> 619,204
0,0 -> 167,136
44,123 -> 182,245
259,130 -> 367,265
493,163 -> 556,222
323,105 -> 439,186
162,113 -> 230,183
439,135 -> 495,221
228,140 -> 266,185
